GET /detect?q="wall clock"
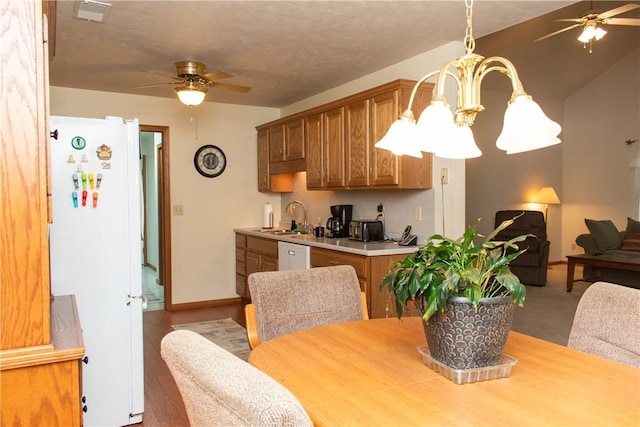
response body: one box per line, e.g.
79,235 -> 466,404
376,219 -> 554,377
194,144 -> 226,178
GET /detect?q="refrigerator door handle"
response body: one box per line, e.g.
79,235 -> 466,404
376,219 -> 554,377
127,294 -> 147,310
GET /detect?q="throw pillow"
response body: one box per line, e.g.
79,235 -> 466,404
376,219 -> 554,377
621,233 -> 640,251
585,219 -> 622,251
626,217 -> 640,234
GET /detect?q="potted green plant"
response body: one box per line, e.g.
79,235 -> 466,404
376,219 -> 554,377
381,216 -> 530,370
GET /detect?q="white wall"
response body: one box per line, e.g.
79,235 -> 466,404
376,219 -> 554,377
51,87 -> 281,304
562,47 -> 640,255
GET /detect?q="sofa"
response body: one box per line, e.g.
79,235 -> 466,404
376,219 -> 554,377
575,217 -> 640,287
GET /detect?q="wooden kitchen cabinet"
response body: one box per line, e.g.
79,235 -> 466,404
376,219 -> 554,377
305,113 -> 324,188
257,79 -> 433,192
310,247 -> 407,318
257,128 -> 293,192
1,2 -> 85,424
345,99 -> 370,187
235,234 -> 278,299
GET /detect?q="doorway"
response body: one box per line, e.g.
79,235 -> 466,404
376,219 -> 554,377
140,125 -> 172,310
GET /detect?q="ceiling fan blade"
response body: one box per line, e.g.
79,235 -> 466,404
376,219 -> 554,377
132,82 -> 179,89
599,3 -> 640,19
535,23 -> 582,42
140,69 -> 182,80
210,82 -> 252,93
202,71 -> 234,82
605,17 -> 640,26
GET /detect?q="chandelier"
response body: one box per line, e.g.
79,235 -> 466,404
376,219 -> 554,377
175,81 -> 207,106
375,0 -> 561,159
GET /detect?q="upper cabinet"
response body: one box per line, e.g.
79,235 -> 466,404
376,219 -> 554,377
256,79 -> 433,192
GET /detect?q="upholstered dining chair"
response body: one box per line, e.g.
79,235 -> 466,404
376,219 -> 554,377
568,281 -> 640,368
161,330 -> 313,426
245,265 -> 368,349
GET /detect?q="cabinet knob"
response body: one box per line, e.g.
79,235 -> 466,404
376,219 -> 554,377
82,356 -> 89,364
82,396 -> 86,403
82,405 -> 88,413
50,129 -> 58,140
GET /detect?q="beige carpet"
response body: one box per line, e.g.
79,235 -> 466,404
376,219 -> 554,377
172,318 -> 250,361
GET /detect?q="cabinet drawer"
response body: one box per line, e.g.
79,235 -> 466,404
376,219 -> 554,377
247,236 -> 278,257
236,260 -> 246,276
310,247 -> 368,278
236,248 -> 246,262
236,234 -> 247,248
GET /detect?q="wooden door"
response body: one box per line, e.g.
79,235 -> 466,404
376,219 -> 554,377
324,107 -> 346,188
305,113 -> 324,189
370,90 -> 400,186
257,129 -> 270,191
285,119 -> 304,160
268,124 -> 285,163
345,99 -> 370,187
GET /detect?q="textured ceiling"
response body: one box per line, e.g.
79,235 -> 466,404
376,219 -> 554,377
49,1 -> 639,108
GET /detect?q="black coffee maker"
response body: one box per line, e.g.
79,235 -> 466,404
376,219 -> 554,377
326,204 -> 353,238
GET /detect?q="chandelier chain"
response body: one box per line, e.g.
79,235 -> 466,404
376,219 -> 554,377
464,0 -> 475,54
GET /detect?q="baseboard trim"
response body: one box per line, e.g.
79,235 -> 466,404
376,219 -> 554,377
170,297 -> 242,311
548,260 -> 565,266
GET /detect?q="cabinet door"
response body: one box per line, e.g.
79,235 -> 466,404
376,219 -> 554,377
305,113 -> 324,189
285,119 -> 305,161
268,124 -> 285,163
345,99 -> 370,187
370,91 -> 400,186
324,107 -> 346,188
257,129 -> 270,191
262,255 -> 278,272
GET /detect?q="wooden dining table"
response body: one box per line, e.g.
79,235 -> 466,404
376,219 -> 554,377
248,317 -> 640,426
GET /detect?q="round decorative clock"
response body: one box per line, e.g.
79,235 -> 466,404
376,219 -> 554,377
194,145 -> 226,178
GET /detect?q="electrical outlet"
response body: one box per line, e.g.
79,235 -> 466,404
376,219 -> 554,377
414,207 -> 422,222
441,167 -> 449,184
173,205 -> 184,216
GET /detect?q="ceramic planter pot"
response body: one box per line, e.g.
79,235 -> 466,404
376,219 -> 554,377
422,296 -> 515,370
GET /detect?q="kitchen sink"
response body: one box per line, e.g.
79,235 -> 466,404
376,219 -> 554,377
253,229 -> 308,236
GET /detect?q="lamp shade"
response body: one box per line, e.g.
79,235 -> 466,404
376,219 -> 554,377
496,94 -> 561,153
374,117 -> 423,158
175,86 -> 207,106
413,99 -> 456,153
536,187 -> 561,204
435,125 -> 482,159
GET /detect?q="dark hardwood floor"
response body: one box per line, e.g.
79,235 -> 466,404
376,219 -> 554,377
141,302 -> 246,426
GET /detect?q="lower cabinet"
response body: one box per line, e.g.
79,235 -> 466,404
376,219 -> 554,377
235,233 -> 278,299
310,247 -> 407,319
0,295 -> 85,426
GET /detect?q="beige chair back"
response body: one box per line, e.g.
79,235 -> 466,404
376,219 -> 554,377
161,330 -> 313,426
568,281 -> 640,367
246,265 -> 367,349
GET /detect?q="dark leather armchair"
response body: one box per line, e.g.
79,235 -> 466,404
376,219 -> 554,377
493,210 -> 550,287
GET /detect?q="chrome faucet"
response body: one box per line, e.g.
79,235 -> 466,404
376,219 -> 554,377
285,200 -> 308,231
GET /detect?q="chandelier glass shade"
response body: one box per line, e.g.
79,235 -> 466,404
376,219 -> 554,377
375,0 -> 562,159
175,82 -> 207,106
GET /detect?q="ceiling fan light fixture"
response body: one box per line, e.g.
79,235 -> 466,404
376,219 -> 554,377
175,84 -> 207,106
577,24 -> 607,43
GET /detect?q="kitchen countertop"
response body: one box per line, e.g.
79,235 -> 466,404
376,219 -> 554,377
234,228 -> 420,256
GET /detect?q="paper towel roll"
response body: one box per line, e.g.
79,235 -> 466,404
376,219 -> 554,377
262,202 -> 274,228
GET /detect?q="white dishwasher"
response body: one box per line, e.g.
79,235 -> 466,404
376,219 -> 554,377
278,241 -> 311,271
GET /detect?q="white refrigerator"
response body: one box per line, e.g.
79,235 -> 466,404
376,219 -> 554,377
49,115 -> 145,426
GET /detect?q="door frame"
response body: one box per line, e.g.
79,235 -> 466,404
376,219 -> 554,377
140,125 -> 173,310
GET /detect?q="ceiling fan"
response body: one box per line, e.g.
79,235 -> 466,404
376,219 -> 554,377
535,2 -> 640,52
133,61 -> 251,105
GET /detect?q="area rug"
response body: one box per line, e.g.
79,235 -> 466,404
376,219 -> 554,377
172,318 -> 250,361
